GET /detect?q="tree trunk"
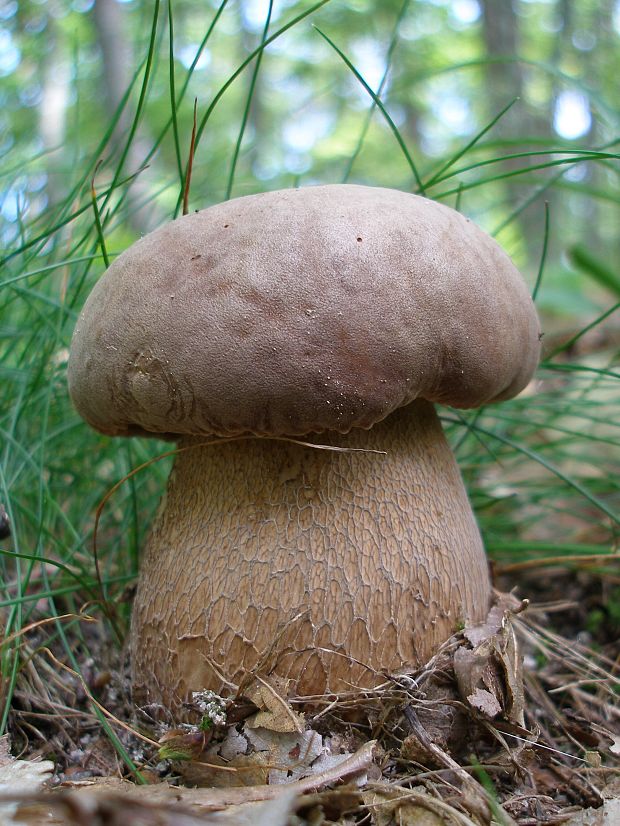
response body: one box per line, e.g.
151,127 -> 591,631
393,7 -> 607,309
92,0 -> 162,233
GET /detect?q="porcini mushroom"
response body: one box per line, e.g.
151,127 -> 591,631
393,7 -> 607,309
68,184 -> 540,711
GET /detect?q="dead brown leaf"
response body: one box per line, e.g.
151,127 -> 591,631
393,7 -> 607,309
455,596 -> 526,727
246,675 -> 304,734
6,739 -> 377,824
364,783 -> 483,826
0,736 -> 54,826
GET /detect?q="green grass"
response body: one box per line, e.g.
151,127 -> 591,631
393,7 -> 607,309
0,0 -> 618,782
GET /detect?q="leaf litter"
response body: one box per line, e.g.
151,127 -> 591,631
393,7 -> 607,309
2,586 -> 619,825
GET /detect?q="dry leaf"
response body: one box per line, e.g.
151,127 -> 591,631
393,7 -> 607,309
244,727 -> 324,784
364,786 -> 474,826
206,789 -> 297,825
456,597 -> 525,726
246,676 -> 304,734
182,751 -> 271,789
217,728 -> 250,762
189,725 -> 353,789
0,741 -> 54,826
463,602 -> 506,648
6,740 -> 377,824
565,798 -> 620,825
0,737 -> 10,767
466,687 -> 502,719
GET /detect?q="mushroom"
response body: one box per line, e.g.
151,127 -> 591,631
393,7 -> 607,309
68,184 -> 540,711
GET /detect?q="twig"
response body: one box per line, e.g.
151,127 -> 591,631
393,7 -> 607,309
182,98 -> 198,216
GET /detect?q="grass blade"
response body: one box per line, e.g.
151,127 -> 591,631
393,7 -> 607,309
532,200 -> 550,301
314,25 -> 424,194
224,0 -> 274,200
423,97 -> 520,190
167,0 -> 183,185
569,244 -> 620,298
90,164 -> 110,269
342,0 -> 411,182
174,0 -> 332,216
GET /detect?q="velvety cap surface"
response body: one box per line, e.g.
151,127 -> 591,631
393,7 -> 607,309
68,184 -> 541,438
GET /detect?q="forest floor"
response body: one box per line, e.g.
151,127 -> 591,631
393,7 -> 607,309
2,565 -> 619,825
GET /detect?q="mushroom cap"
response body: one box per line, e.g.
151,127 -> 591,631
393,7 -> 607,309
68,184 -> 541,438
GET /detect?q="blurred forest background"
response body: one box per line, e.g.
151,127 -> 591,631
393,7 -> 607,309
2,0 -> 619,317
0,0 -> 619,728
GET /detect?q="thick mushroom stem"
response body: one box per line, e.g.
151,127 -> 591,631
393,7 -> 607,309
130,400 -> 491,711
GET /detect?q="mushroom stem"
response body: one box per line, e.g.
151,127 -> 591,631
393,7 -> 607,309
130,400 -> 491,711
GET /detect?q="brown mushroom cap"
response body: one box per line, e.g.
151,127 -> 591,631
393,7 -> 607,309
68,184 -> 540,438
